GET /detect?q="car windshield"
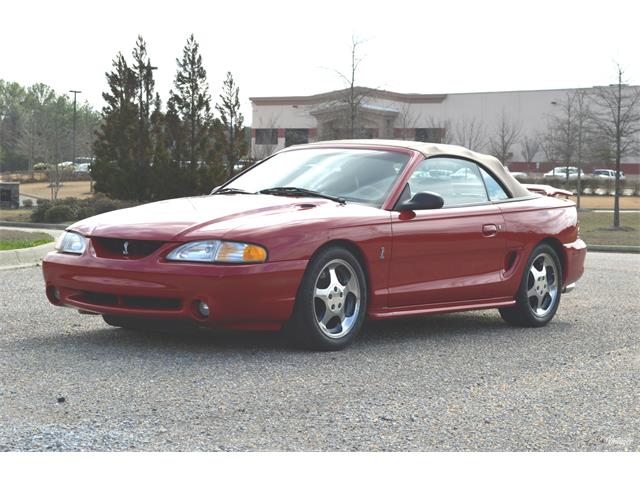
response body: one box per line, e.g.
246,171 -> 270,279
222,148 -> 411,207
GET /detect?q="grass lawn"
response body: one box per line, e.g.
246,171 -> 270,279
0,208 -> 33,222
0,229 -> 54,250
571,195 -> 640,210
19,181 -> 92,200
578,211 -> 640,246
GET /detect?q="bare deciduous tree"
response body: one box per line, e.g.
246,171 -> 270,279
251,115 -> 280,161
573,89 -> 590,209
520,135 -> 540,174
424,116 -> 454,144
330,36 -> 373,138
454,117 -> 486,151
588,65 -> 640,228
396,102 -> 421,140
539,128 -> 558,168
548,91 -> 587,184
488,111 -> 521,164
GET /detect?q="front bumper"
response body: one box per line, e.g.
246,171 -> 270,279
42,249 -> 307,329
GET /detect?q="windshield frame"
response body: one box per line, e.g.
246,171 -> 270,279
216,144 -> 419,209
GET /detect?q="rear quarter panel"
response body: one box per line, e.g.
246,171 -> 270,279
497,195 -> 580,294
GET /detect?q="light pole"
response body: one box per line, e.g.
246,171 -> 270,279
69,90 -> 81,165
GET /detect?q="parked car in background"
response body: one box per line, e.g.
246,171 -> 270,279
74,163 -> 92,174
544,166 -> 584,178
593,168 -> 624,180
42,140 -> 586,350
505,166 -> 527,180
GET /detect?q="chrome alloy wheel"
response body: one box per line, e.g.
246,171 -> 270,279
527,252 -> 559,317
313,259 -> 361,339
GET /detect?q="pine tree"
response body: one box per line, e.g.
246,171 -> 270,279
216,71 -> 247,177
93,37 -> 158,201
149,93 -> 180,200
166,34 -> 221,195
92,52 -> 140,200
131,35 -> 156,200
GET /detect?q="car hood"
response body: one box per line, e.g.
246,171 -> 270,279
68,194 -> 354,241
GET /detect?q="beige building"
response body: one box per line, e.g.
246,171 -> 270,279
249,86 -> 640,174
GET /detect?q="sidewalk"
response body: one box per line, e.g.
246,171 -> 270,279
0,226 -> 64,270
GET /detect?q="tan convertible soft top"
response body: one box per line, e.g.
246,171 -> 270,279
310,139 -> 532,198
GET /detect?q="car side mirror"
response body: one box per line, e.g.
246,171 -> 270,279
398,191 -> 444,211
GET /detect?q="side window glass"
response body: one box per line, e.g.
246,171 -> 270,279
480,168 -> 510,201
407,157 -> 488,206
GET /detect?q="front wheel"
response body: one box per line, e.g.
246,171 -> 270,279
499,243 -> 562,327
288,247 -> 367,350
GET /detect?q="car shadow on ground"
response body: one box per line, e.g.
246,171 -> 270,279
23,311 -> 574,356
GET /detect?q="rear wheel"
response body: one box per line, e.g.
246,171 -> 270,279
102,315 -> 197,333
499,243 -> 562,327
288,247 -> 367,350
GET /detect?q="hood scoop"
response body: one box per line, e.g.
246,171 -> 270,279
295,203 -> 318,210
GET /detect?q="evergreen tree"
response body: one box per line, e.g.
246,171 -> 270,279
131,35 -> 156,200
92,52 -> 140,200
167,34 -> 221,195
149,93 -> 180,200
93,37 -> 158,201
216,71 -> 247,176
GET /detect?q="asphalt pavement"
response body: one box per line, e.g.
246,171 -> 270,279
0,252 -> 638,451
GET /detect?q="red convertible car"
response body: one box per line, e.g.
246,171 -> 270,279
42,140 -> 586,350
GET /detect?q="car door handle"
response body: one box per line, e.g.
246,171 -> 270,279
482,224 -> 498,237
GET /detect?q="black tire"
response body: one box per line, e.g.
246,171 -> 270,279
102,315 -> 197,333
287,247 -> 368,351
499,243 -> 563,327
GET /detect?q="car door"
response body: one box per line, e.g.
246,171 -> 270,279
388,156 -> 507,307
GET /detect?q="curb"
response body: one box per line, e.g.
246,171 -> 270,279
0,221 -> 69,230
587,245 -> 640,254
0,241 -> 55,270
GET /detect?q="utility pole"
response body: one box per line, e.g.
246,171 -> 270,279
69,90 -> 81,165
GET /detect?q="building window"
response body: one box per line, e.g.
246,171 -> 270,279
255,129 -> 278,145
285,129 -> 309,147
415,128 -> 446,143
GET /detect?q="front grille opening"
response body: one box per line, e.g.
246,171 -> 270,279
92,237 -> 165,259
121,296 -> 182,310
83,291 -> 118,305
75,291 -> 182,311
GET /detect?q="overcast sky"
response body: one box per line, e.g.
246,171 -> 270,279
2,0 -> 638,120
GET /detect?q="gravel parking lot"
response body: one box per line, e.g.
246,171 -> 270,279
1,252 -> 638,451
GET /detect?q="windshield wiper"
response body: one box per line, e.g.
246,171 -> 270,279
211,187 -> 253,195
258,187 -> 346,204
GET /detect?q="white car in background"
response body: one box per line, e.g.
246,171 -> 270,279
74,163 -> 91,173
544,166 -> 584,178
593,168 -> 625,180
504,166 -> 527,180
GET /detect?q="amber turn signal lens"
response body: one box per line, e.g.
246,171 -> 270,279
243,245 -> 267,263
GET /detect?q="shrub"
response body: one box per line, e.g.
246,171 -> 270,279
30,194 -> 139,224
22,199 -> 33,208
520,175 -> 640,196
44,205 -> 75,223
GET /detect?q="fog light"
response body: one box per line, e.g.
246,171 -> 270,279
47,286 -> 61,304
197,300 -> 210,317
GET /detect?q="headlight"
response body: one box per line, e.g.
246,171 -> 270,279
166,240 -> 267,264
55,231 -> 86,255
